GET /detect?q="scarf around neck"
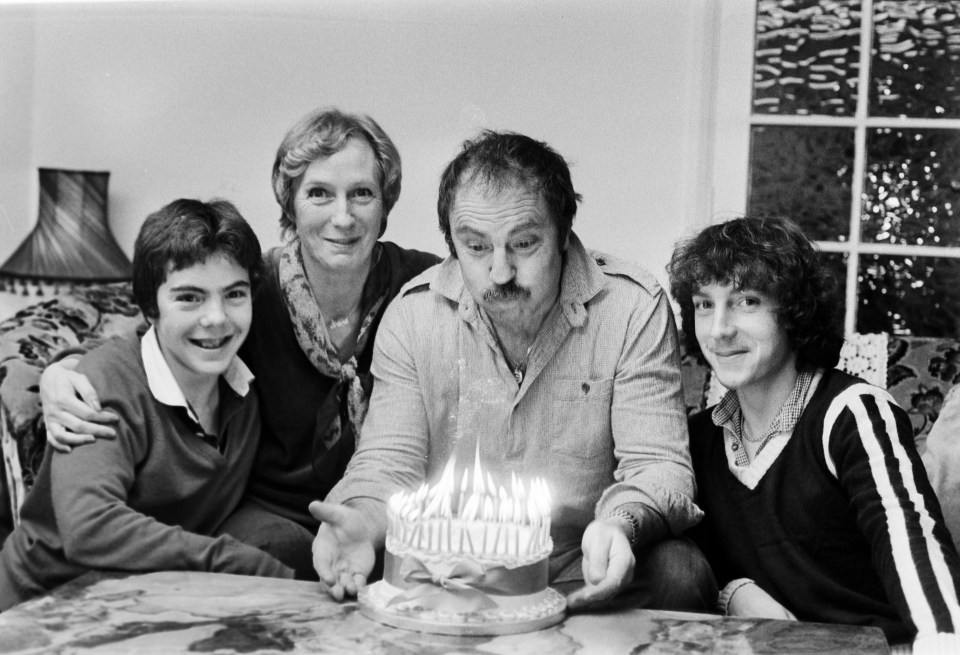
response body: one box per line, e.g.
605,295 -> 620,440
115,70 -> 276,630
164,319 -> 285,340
278,239 -> 388,451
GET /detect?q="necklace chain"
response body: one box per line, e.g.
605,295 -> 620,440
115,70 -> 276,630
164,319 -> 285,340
326,299 -> 363,330
327,314 -> 353,330
739,412 -> 766,443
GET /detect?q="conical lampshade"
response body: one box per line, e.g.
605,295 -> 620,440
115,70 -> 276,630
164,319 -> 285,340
1,168 -> 131,283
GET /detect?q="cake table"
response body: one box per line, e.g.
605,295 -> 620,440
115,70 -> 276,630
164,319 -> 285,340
0,571 -> 890,654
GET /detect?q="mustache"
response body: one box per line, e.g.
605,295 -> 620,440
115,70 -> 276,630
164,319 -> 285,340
482,281 -> 531,302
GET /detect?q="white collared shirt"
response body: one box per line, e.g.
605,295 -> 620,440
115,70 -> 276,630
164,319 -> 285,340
140,325 -> 254,430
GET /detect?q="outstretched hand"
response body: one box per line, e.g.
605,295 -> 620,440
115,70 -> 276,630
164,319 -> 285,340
565,517 -> 636,611
41,358 -> 119,452
309,501 -> 377,601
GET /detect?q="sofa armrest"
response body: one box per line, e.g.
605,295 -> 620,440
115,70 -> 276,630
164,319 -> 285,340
0,283 -> 142,533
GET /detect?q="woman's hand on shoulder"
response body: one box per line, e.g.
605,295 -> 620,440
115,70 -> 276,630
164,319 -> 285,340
41,357 -> 118,452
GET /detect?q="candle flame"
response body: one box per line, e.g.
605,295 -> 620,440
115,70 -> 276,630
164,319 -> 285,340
387,444 -> 553,558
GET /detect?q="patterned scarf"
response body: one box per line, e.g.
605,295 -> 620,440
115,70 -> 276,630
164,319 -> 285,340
278,239 -> 388,452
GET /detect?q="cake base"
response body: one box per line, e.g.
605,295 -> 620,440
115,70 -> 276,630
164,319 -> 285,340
359,579 -> 566,636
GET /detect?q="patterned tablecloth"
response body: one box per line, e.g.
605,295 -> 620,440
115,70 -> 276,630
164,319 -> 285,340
0,571 -> 889,654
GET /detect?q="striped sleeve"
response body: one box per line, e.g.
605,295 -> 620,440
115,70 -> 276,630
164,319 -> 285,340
823,383 -> 960,641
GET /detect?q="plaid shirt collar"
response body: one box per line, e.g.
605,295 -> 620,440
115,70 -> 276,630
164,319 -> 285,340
711,369 -> 816,461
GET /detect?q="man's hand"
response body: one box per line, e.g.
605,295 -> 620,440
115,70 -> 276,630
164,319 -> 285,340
309,501 -> 377,601
565,516 -> 636,611
41,358 -> 118,452
725,581 -> 797,620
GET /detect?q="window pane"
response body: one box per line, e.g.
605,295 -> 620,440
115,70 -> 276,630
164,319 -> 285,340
862,127 -> 960,246
857,254 -> 960,336
747,125 -> 854,240
871,1 -> 960,118
753,0 -> 861,116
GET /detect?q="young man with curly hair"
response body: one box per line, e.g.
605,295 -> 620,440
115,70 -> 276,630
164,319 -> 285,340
668,216 -> 960,652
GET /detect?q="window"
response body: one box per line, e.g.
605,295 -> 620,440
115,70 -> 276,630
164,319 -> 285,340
741,0 -> 960,337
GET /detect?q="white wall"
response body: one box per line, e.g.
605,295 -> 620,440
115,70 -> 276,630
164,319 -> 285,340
0,6 -> 36,265
0,0 -> 718,307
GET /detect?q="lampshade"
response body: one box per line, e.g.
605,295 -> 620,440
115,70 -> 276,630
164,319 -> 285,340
0,168 -> 132,295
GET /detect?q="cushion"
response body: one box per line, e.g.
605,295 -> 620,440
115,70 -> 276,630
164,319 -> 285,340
921,383 -> 960,555
887,336 -> 960,451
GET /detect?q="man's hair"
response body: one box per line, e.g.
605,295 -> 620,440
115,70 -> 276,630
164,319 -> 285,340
436,130 -> 582,257
133,198 -> 263,320
666,216 -> 843,371
272,107 -> 401,241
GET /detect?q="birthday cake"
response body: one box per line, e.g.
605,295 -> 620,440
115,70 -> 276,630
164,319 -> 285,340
359,454 -> 566,635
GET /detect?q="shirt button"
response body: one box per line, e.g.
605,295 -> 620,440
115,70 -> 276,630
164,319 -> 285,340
731,442 -> 739,451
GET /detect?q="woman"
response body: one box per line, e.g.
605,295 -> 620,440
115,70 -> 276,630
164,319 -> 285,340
667,216 -> 960,652
40,108 -> 441,579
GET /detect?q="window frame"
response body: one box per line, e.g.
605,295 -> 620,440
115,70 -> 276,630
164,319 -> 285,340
711,0 -> 960,335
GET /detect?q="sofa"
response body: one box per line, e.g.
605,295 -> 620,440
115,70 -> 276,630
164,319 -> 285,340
0,283 -> 143,543
1,284 -> 959,543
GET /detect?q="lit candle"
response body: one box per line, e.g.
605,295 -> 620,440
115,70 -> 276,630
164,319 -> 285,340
465,524 -> 476,555
457,470 -> 468,517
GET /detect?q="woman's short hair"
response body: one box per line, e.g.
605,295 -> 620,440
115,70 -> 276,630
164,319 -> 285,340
436,130 -> 581,257
133,198 -> 263,320
666,215 -> 843,371
271,107 -> 401,242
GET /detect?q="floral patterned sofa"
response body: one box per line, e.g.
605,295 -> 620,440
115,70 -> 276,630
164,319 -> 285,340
0,283 -> 143,543
1,283 -> 959,545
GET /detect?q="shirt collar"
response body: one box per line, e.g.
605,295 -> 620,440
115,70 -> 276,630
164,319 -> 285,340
141,325 -> 254,414
711,368 -> 817,443
430,231 -> 606,328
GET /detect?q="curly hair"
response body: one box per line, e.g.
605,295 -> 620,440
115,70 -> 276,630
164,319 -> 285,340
271,107 -> 401,241
436,130 -> 581,257
666,216 -> 843,371
133,198 -> 263,321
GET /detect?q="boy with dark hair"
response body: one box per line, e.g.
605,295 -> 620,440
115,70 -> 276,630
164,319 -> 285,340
0,199 -> 292,611
668,216 -> 960,652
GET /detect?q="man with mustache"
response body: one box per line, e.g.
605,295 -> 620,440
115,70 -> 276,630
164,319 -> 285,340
310,131 -> 712,611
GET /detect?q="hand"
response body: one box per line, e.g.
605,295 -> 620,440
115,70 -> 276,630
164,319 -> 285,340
565,517 -> 636,611
725,581 -> 797,620
41,357 -> 119,452
309,501 -> 377,601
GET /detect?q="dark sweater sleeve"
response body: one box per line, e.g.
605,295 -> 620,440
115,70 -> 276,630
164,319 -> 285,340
826,383 -> 960,638
49,383 -> 293,580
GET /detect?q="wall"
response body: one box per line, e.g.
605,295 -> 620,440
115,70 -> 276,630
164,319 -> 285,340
0,0 -> 717,317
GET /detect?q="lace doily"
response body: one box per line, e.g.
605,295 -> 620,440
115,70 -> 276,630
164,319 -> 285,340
838,332 -> 888,388
704,332 -> 889,407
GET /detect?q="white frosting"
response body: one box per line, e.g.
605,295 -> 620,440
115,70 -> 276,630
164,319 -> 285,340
362,579 -> 566,624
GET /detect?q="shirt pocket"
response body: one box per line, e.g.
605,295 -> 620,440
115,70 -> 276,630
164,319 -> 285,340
546,377 -> 615,460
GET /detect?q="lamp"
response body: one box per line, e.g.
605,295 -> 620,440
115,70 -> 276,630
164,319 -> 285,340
0,168 -> 132,298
